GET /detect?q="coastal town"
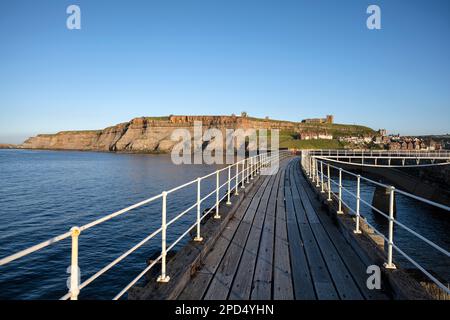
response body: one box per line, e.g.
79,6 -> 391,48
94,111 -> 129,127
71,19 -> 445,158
296,115 -> 449,151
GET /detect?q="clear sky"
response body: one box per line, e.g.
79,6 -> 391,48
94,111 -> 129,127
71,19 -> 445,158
0,0 -> 449,143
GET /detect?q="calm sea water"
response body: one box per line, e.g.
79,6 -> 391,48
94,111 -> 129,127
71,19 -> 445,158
0,149 -> 227,299
0,150 -> 448,299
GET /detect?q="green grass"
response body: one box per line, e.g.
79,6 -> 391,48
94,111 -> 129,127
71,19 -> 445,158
280,139 -> 346,149
56,130 -> 102,135
143,116 -> 170,121
299,123 -> 375,137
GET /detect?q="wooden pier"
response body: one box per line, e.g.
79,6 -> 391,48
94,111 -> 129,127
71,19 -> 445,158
130,157 -> 431,300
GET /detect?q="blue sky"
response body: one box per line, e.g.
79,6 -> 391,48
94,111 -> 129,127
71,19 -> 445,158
0,0 -> 449,143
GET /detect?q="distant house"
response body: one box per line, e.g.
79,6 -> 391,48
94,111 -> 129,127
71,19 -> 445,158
388,142 -> 401,150
318,133 -> 333,140
374,136 -> 382,144
300,131 -> 333,140
301,115 -> 334,124
407,142 -> 414,150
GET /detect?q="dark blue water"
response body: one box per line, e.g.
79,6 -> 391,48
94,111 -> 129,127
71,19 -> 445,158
0,150 -> 229,299
335,170 -> 450,285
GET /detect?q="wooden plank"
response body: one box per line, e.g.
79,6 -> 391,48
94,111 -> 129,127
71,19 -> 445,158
131,166 -> 266,300
284,160 -> 316,300
228,173 -> 277,300
290,161 -> 363,300
288,161 -> 339,300
272,167 -> 294,300
202,175 -> 273,300
293,163 -> 389,300
250,169 -> 282,300
177,175 -> 267,299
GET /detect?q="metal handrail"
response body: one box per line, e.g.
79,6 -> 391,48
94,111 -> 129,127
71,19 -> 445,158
0,150 -> 291,300
301,150 -> 450,295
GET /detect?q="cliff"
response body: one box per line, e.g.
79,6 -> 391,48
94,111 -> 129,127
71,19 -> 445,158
0,143 -> 18,149
21,115 -> 376,153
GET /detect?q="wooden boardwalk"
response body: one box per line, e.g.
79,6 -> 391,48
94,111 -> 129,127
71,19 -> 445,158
177,157 -> 390,300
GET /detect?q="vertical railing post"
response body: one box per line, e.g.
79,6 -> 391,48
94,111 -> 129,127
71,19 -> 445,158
327,164 -> 332,201
157,191 -> 170,282
337,168 -> 343,214
246,158 -> 250,183
315,159 -> 320,187
69,226 -> 80,300
235,163 -> 239,196
354,175 -> 362,234
241,160 -> 245,189
214,171 -> 221,219
250,157 -> 254,180
260,154 -> 263,173
226,167 -> 232,205
320,161 -> 325,193
311,157 -> 315,182
309,155 -> 312,178
194,178 -> 203,241
384,186 -> 396,269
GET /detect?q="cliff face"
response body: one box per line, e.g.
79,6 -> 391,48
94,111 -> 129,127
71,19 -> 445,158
22,118 -> 183,153
21,115 -> 376,153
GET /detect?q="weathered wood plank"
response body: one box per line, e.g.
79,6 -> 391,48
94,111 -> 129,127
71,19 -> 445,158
290,161 -> 363,300
293,163 -> 389,300
284,161 -> 316,300
178,171 -> 265,300
250,169 -> 282,300
178,174 -> 267,299
203,176 -> 273,300
272,167 -> 294,300
288,162 -> 339,300
229,173 -> 277,300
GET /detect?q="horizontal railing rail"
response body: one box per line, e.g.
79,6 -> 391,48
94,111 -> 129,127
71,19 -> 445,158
303,149 -> 450,168
307,149 -> 450,158
301,150 -> 450,295
0,150 -> 291,300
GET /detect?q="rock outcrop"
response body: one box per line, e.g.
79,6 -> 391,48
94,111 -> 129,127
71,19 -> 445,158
21,115 -> 375,153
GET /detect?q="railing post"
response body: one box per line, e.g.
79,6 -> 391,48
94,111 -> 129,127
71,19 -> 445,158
257,154 -> 260,173
157,191 -> 170,282
246,158 -> 250,183
384,186 -> 396,269
250,157 -> 254,180
311,157 -> 315,182
315,159 -> 320,187
194,178 -> 203,241
354,175 -> 362,234
241,160 -> 245,189
234,162 -> 239,196
309,155 -> 312,178
226,167 -> 232,205
337,168 -> 343,214
327,164 -> 332,201
214,171 -> 221,219
69,226 -> 80,300
320,161 -> 325,193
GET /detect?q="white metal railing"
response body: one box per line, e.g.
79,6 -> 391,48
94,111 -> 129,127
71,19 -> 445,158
301,150 -> 450,295
308,149 -> 450,158
306,149 -> 450,168
0,150 -> 291,300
